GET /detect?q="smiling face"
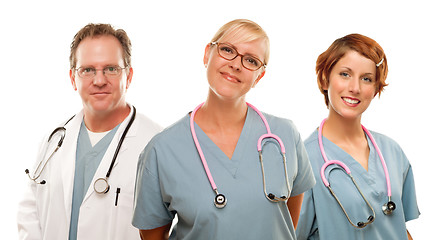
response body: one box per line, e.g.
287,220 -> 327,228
324,50 -> 377,121
203,37 -> 266,102
70,35 -> 132,116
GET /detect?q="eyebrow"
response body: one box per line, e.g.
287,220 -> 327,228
340,67 -> 375,76
222,42 -> 262,59
77,64 -> 122,68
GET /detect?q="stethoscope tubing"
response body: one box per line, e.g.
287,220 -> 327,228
190,102 -> 291,206
105,106 -> 136,178
25,116 -> 75,184
318,118 -> 392,198
26,106 -> 136,193
190,102 -> 218,191
361,124 -> 392,197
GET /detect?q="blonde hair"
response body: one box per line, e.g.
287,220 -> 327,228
211,19 -> 270,65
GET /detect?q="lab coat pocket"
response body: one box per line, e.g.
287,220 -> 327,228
109,186 -> 135,238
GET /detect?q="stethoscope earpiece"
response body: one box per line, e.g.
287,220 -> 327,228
382,201 -> 396,215
25,107 -> 136,193
318,118 -> 394,229
190,102 -> 290,209
357,215 -> 374,228
267,193 -> 287,201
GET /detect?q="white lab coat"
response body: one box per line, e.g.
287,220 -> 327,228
17,106 -> 162,240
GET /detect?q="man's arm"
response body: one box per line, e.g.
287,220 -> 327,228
17,181 -> 42,240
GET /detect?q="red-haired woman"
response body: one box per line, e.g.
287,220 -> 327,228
297,34 -> 419,240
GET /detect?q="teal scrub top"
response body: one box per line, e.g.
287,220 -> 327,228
69,121 -> 119,240
133,107 -> 316,240
297,129 -> 420,240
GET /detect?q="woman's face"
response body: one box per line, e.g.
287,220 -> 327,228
203,37 -> 266,102
325,50 -> 377,121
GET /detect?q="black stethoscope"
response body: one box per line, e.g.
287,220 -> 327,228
25,106 -> 136,195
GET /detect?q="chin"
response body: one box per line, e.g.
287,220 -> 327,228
211,88 -> 241,100
87,101 -> 114,113
330,106 -> 364,121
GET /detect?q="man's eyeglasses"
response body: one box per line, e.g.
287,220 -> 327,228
211,42 -> 266,71
75,66 -> 127,79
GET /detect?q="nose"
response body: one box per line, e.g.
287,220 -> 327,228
229,55 -> 243,71
93,69 -> 107,87
348,77 -> 361,94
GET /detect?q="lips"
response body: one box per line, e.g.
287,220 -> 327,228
342,97 -> 360,105
221,72 -> 241,83
90,91 -> 110,96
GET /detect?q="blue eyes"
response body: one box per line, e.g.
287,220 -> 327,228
340,72 -> 350,77
339,72 -> 373,82
362,77 -> 372,82
213,42 -> 265,71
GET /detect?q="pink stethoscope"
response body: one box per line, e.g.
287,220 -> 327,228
318,118 -> 396,228
190,102 -> 291,209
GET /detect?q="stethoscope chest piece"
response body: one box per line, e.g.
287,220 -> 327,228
190,102 -> 288,209
382,201 -> 396,215
94,177 -> 110,194
214,193 -> 227,209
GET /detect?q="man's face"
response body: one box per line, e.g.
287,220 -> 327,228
70,35 -> 132,116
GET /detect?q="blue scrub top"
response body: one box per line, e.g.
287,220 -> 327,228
133,107 -> 315,240
297,129 -> 420,240
69,121 -> 119,240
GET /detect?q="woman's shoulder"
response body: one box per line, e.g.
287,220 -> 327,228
303,128 -> 319,147
260,111 -> 299,132
146,114 -> 191,148
367,129 -> 403,151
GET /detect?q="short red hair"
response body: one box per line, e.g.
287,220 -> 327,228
316,33 -> 388,107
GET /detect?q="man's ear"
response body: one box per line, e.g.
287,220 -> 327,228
70,69 -> 77,91
126,67 -> 133,90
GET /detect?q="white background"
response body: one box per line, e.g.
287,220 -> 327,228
1,0 -> 434,238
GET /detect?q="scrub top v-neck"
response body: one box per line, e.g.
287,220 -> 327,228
69,121 -> 120,240
133,107 -> 315,240
297,129 -> 420,240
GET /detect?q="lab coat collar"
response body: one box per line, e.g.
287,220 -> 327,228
60,110 -> 83,223
59,104 -> 138,222
81,103 -> 137,204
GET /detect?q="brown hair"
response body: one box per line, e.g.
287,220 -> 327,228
69,23 -> 132,69
316,33 -> 388,107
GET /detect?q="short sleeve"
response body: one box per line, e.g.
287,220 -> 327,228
291,133 -> 316,197
132,142 -> 174,230
402,164 -> 420,222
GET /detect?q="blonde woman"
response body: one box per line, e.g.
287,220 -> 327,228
133,19 -> 315,240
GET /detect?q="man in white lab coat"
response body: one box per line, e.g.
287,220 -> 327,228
17,23 -> 162,240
